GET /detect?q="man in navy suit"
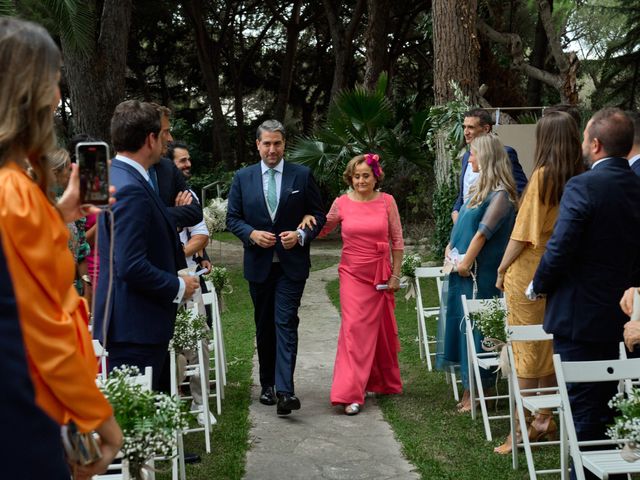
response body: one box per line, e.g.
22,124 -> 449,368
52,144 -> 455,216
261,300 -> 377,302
531,108 -> 640,479
627,111 -> 640,177
0,237 -> 69,478
451,108 -> 528,223
93,100 -> 200,390
227,120 -> 326,415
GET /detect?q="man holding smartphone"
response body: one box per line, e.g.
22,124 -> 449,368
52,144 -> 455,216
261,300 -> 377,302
93,100 -> 200,390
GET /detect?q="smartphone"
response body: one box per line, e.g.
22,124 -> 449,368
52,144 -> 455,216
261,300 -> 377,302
76,141 -> 110,205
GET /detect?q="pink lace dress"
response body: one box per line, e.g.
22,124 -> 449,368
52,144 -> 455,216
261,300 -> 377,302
320,192 -> 404,405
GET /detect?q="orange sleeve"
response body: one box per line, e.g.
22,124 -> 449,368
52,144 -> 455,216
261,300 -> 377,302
0,166 -> 112,431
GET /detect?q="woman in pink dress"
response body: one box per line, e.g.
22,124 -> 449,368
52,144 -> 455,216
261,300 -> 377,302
304,153 -> 404,415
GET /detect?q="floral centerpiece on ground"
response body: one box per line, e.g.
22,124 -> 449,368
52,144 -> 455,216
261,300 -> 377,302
607,388 -> 640,462
100,365 -> 190,479
203,197 -> 228,238
170,307 -> 209,352
203,266 -> 233,311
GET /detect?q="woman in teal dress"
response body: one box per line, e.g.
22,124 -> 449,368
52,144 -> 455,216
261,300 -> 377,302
436,133 -> 518,412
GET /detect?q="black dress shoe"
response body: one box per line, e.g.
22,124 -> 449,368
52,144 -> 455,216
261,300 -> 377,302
184,452 -> 201,464
277,393 -> 301,415
259,386 -> 276,406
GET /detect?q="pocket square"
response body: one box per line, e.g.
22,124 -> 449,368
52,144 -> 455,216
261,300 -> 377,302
291,190 -> 300,194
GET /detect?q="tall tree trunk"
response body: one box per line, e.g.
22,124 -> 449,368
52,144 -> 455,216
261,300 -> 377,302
183,0 -> 232,169
62,0 -> 133,143
432,0 -> 479,186
364,0 -> 391,91
322,0 -> 366,101
274,0 -> 303,120
526,7 -> 550,106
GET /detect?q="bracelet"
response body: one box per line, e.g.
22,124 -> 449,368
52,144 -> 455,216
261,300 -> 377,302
391,274 -> 401,281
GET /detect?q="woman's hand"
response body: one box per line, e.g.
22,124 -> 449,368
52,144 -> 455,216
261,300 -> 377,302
73,416 -> 123,480
496,270 -> 505,291
620,287 -> 639,317
56,163 -> 116,223
297,214 -> 316,231
387,275 -> 401,292
457,262 -> 471,277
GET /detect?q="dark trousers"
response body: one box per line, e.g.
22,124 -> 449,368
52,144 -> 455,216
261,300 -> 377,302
249,263 -> 305,395
553,336 -> 625,480
107,341 -> 168,391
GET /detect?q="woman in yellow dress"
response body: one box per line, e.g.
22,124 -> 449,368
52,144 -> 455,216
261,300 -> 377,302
493,111 -> 584,453
0,18 -> 122,478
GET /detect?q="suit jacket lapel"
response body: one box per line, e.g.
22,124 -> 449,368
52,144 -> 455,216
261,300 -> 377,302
274,163 -> 297,224
251,164 -> 271,221
113,159 -> 177,233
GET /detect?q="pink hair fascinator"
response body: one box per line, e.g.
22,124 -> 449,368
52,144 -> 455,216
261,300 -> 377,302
364,153 -> 383,178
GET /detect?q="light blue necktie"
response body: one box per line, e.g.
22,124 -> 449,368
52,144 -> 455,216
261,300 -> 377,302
267,168 -> 277,213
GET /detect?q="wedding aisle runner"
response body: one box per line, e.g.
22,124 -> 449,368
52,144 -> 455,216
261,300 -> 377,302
243,264 -> 419,480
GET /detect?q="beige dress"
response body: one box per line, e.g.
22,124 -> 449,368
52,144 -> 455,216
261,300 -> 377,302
504,168 -> 557,378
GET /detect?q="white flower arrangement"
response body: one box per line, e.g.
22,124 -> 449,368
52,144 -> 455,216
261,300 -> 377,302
607,388 -> 640,461
100,365 -> 190,479
170,307 -> 209,352
470,297 -> 507,345
203,266 -> 232,311
203,197 -> 228,236
401,253 -> 422,278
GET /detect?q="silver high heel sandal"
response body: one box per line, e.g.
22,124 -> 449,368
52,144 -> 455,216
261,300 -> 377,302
345,403 -> 361,415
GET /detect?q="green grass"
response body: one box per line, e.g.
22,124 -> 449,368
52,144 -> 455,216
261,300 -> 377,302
325,277 -> 560,480
211,231 -> 242,244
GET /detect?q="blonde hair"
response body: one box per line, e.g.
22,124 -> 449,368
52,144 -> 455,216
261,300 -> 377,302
467,134 -> 517,208
343,154 -> 385,187
0,18 -> 61,196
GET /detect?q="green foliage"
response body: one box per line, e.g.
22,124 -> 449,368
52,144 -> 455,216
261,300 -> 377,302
288,74 -> 430,201
101,365 -> 189,478
0,0 -> 16,15
41,0 -> 95,55
431,168 -> 457,257
401,252 -> 422,278
470,297 -> 507,344
607,388 -> 640,444
203,266 -> 232,294
190,167 -> 234,203
170,308 -> 209,352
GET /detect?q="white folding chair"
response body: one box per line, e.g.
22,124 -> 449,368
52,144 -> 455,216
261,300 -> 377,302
169,305 -> 212,480
205,280 -> 227,388
506,325 -> 565,478
96,366 -> 154,480
202,289 -> 225,414
553,354 -> 640,479
414,267 -> 444,369
461,295 -> 510,441
92,339 -> 109,381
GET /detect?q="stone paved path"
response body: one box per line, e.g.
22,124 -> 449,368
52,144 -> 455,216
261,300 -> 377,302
243,262 -> 420,480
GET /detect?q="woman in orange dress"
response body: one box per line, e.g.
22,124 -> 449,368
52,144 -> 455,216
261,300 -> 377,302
494,111 -> 583,453
0,18 -> 122,478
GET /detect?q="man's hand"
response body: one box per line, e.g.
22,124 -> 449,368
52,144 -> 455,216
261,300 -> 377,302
279,231 -> 299,250
620,287 -> 639,317
624,321 -> 640,352
181,274 -> 200,300
73,416 -> 123,480
174,191 -> 193,206
250,230 -> 276,248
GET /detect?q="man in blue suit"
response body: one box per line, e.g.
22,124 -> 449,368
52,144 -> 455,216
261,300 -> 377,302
94,100 -> 200,390
451,108 -> 528,223
0,237 -> 69,478
531,108 -> 640,479
227,120 -> 326,415
627,111 -> 640,177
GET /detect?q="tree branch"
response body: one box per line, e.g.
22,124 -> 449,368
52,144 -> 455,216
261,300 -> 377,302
537,0 -> 569,72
